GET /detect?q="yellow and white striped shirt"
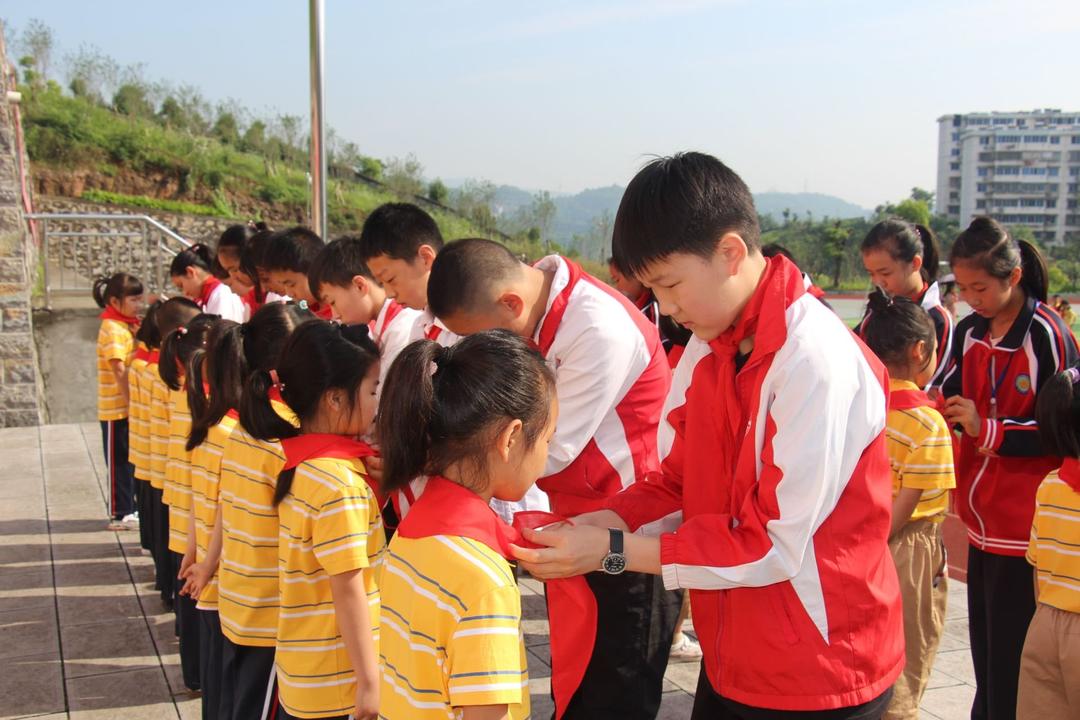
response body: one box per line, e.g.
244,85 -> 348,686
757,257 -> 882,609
1027,466 -> 1080,613
96,319 -> 134,421
164,387 -> 194,555
275,456 -> 385,719
127,345 -> 150,479
190,411 -> 238,610
146,364 -> 170,492
217,399 -> 298,646
379,534 -> 529,720
886,380 -> 956,522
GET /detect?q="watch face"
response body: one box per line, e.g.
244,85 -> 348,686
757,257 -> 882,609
602,553 -> 627,575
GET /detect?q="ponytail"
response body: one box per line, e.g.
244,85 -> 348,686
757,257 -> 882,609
377,330 -> 556,495
159,329 -> 184,390
170,243 -> 214,277
187,320 -> 242,450
861,288 -> 936,371
159,314 -> 217,391
185,350 -> 208,450
92,272 -> 143,308
135,301 -> 163,348
861,218 -> 939,283
951,216 -> 1047,303
1017,239 -> 1049,304
1036,367 -> 1080,458
239,369 -> 297,443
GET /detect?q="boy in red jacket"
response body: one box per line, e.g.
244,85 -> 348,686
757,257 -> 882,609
513,152 -> 905,718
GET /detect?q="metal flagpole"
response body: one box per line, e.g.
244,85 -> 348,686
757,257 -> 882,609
309,0 -> 327,237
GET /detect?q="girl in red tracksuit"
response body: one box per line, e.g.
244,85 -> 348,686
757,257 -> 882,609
940,216 -> 1078,720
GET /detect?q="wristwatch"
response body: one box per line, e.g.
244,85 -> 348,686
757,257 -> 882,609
601,528 -> 627,575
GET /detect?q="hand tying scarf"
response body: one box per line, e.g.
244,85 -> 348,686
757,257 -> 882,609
280,433 -> 382,504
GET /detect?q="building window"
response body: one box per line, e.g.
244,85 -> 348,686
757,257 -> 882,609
1049,167 -> 1060,177
1047,199 -> 1057,209
1072,136 -> 1080,144
951,148 -> 960,156
952,132 -> 960,142
980,136 -> 991,145
976,200 -> 986,209
977,183 -> 988,192
951,162 -> 960,171
1051,136 -> 1061,145
1024,135 -> 1049,143
998,135 -> 1022,143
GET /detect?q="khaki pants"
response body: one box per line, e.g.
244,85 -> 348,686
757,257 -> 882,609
1017,603 -> 1080,719
884,519 -> 948,720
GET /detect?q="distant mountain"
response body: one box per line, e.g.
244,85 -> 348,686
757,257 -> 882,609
487,183 -> 868,257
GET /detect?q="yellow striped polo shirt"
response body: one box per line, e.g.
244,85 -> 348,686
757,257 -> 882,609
217,399 -> 298,646
275,456 -> 385,719
190,411 -> 239,610
886,379 -> 956,522
146,365 -> 170,491
127,345 -> 150,479
1027,467 -> 1080,613
379,534 -> 529,720
96,319 -> 134,421
165,387 -> 194,554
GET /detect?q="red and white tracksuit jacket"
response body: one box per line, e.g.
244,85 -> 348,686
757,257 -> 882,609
939,294 -> 1078,555
607,258 -> 904,711
369,298 -> 420,402
529,255 -> 671,517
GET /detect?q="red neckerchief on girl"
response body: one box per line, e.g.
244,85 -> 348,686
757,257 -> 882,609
706,256 -> 805,509
280,434 -> 382,504
1059,457 -> 1080,493
633,289 -> 652,311
133,346 -> 152,363
310,301 -> 334,320
242,288 -> 259,314
911,282 -> 930,304
889,387 -> 933,411
148,350 -> 160,365
395,476 -> 595,720
100,305 -> 140,328
425,323 -> 442,341
372,299 -> 406,345
197,276 -> 223,308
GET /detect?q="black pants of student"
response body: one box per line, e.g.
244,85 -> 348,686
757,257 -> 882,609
136,479 -> 153,551
274,708 -> 346,720
691,666 -> 892,719
967,545 -> 1036,720
220,638 -> 277,720
199,610 -> 224,720
151,487 -> 171,602
172,552 -> 202,691
100,419 -> 134,519
560,571 -> 682,720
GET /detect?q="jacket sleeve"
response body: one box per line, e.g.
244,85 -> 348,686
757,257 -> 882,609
939,320 -> 966,400
978,316 -> 1079,457
927,306 -> 955,390
604,404 -> 685,529
656,350 -> 886,591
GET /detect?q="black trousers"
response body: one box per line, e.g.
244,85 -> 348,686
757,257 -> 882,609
172,552 -> 202,691
136,478 -> 152,551
560,571 -> 682,720
967,545 -> 1036,720
199,610 -> 224,720
691,665 -> 892,719
100,419 -> 134,519
221,638 -> 277,720
275,707 -> 346,720
150,486 -> 171,601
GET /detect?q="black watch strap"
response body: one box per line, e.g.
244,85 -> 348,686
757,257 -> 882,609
609,528 -> 623,554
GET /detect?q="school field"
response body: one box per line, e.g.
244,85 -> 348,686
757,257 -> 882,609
0,423 -> 976,719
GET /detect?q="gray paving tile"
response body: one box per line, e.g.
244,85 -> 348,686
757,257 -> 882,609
0,651 -> 65,718
66,666 -> 177,718
920,682 -> 975,719
0,605 -> 60,660
62,617 -> 159,679
57,586 -> 142,628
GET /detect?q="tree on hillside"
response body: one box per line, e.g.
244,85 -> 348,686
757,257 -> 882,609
65,44 -> 119,103
383,153 -> 425,199
113,83 -> 154,117
427,178 -> 449,205
893,198 -> 932,227
822,222 -> 853,288
213,111 -> 241,146
19,19 -> 53,86
242,120 -> 267,153
910,187 -> 934,208
528,191 -> 557,250
453,179 -> 498,230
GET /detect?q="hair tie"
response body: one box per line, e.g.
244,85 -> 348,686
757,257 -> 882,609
177,326 -> 188,336
297,300 -> 309,310
1066,367 -> 1080,385
269,369 -> 283,390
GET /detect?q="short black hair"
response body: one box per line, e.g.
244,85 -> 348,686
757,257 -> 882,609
428,238 -> 522,318
359,203 -> 444,262
612,152 -> 760,276
308,236 -> 376,298
262,227 -> 325,274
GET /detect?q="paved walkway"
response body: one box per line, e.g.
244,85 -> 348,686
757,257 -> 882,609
0,424 -> 976,719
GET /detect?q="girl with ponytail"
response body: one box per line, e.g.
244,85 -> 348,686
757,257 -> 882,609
214,302 -> 311,719
376,330 -> 557,720
130,301 -> 160,552
159,313 -> 218,693
170,242 -> 246,322
857,217 -> 954,389
939,216 -> 1079,719
265,321 -> 383,720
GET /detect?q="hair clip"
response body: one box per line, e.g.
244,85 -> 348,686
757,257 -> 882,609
1066,367 -> 1080,385
297,300 -> 309,310
269,369 -> 283,389
428,360 -> 439,378
177,326 -> 188,335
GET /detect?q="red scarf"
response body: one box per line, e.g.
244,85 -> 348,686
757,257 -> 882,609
889,387 -> 933,411
280,433 -> 382,503
148,350 -> 160,365
373,299 -> 406,345
425,323 -> 442,341
310,301 -> 334,320
705,256 -> 805,496
807,283 -> 826,300
242,287 -> 260,314
396,477 -> 595,720
133,346 -> 152,363
1060,458 -> 1080,493
197,276 -> 223,308
100,305 -> 140,328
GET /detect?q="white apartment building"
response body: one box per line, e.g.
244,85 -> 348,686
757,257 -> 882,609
936,109 -> 1080,245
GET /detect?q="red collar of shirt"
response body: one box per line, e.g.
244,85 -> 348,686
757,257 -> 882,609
100,305 -> 140,327
1059,458 -> 1080,493
198,276 -> 223,308
534,256 -> 583,355
280,433 -> 377,471
396,475 -> 595,719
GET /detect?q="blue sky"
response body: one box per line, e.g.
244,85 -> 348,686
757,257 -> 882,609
5,0 -> 1080,208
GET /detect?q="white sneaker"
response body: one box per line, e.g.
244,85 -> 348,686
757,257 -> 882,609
669,633 -> 703,663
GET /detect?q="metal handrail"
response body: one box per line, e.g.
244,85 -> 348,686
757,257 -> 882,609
26,213 -> 193,308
